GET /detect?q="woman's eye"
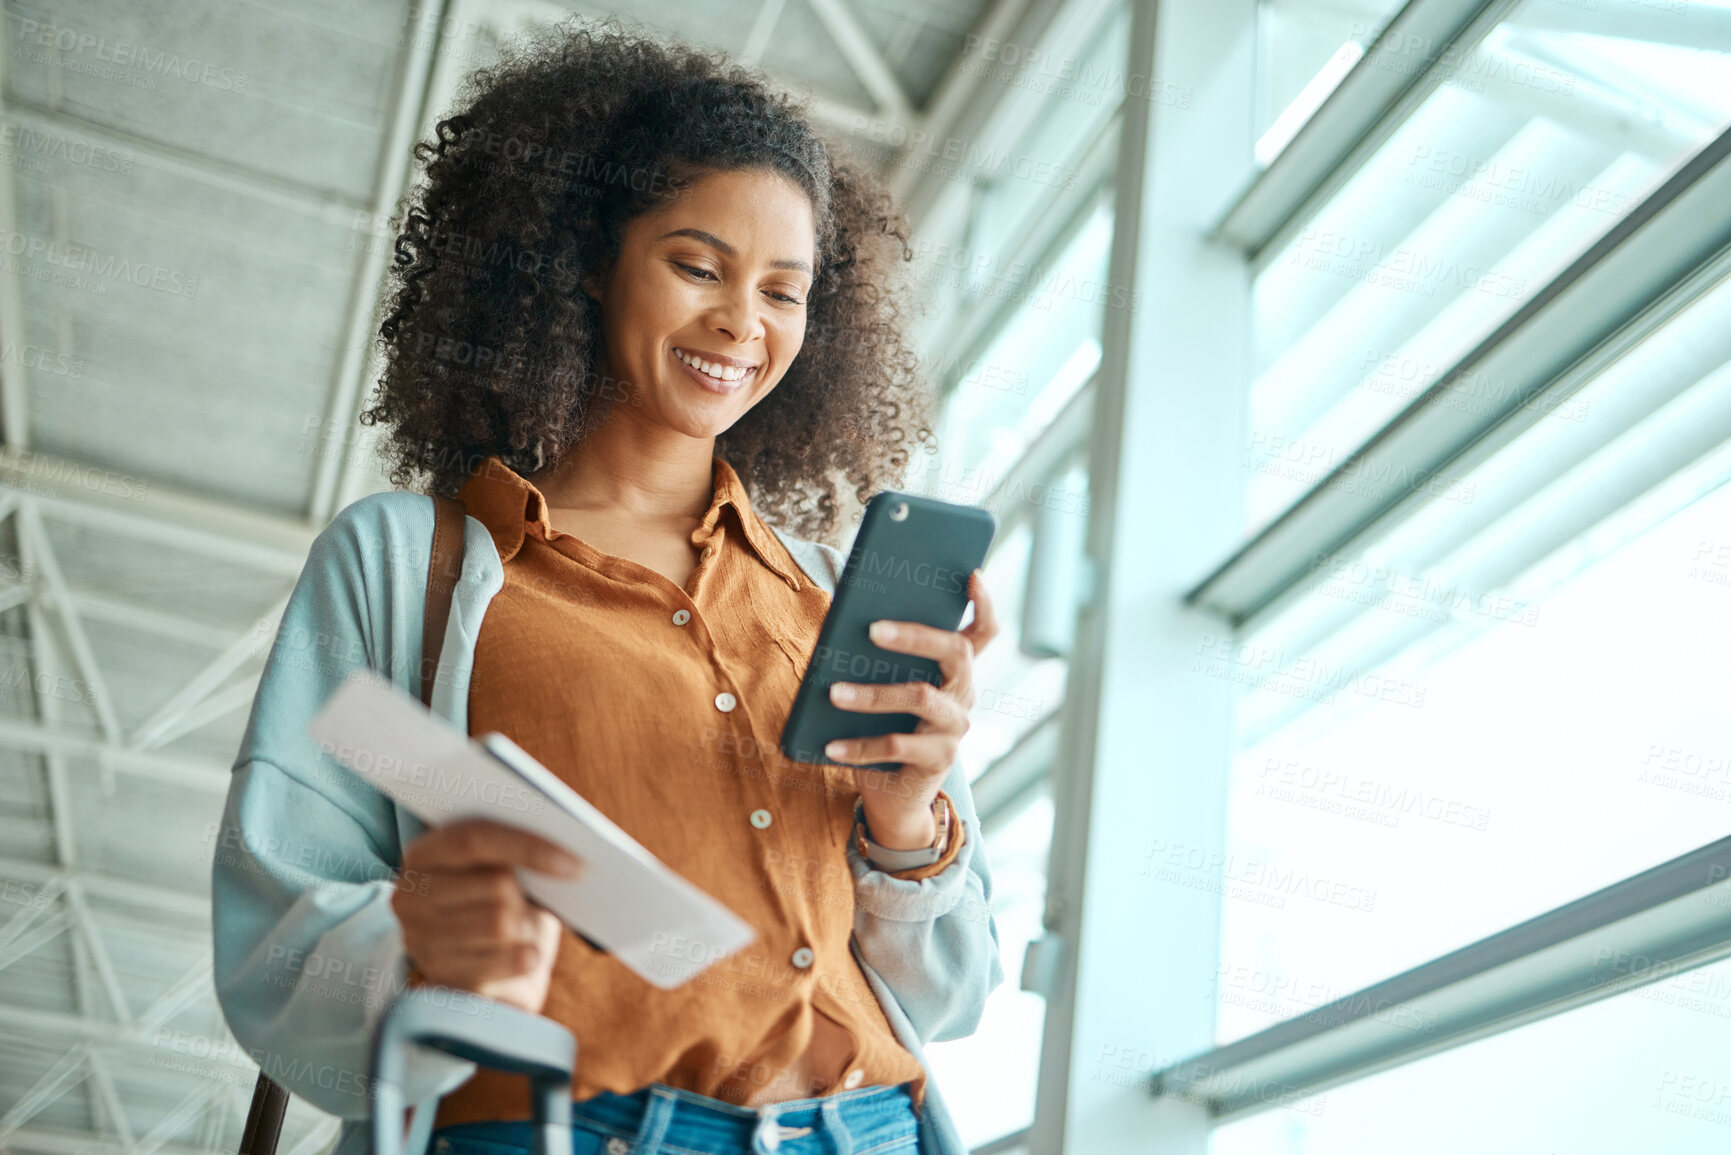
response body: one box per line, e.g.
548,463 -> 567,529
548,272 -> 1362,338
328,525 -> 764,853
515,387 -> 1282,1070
674,259 -> 800,304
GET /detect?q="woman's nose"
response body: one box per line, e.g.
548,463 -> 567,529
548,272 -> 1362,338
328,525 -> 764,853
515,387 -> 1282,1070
709,292 -> 766,345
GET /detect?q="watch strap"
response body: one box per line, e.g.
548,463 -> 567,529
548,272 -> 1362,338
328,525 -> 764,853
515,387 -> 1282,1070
855,794 -> 952,871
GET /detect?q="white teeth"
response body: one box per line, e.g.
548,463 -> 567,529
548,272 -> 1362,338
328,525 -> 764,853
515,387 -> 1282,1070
675,348 -> 751,383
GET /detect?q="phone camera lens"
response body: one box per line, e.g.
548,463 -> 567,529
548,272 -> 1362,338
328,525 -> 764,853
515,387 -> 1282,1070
889,501 -> 909,521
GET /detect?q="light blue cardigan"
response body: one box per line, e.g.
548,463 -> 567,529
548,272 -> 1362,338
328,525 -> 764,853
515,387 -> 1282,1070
211,491 -> 1004,1155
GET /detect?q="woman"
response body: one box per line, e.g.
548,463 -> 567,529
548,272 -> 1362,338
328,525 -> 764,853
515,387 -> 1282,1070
212,16 -> 1003,1155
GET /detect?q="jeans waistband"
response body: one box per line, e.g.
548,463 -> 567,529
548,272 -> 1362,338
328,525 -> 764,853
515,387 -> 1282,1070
575,1080 -> 912,1130
434,1081 -> 919,1155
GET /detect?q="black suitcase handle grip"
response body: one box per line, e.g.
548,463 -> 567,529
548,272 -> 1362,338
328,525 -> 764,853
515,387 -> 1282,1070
371,988 -> 576,1155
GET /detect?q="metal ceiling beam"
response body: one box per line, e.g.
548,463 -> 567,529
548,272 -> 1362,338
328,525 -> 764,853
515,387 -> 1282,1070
62,590 -> 246,653
1,1127 -> 225,1155
85,1049 -> 136,1155
740,0 -> 790,65
135,679 -> 259,754
900,0 -> 1114,224
21,501 -> 123,744
0,877 -> 65,951
281,1121 -> 342,1155
1,101 -> 371,228
8,488 -> 161,1153
135,1082 -> 225,1155
0,906 -> 217,956
804,0 -> 912,118
0,714 -> 231,790
138,954 -> 215,1035
0,857 -> 208,920
0,1048 -> 88,1142
888,0 -> 1044,212
129,595 -> 286,752
0,4 -> 33,451
0,912 -> 71,972
192,1097 -> 229,1155
65,884 -> 131,1022
0,1005 -> 247,1070
0,582 -> 28,614
804,91 -> 905,138
6,574 -> 116,1155
0,448 -> 313,574
316,0 -> 454,523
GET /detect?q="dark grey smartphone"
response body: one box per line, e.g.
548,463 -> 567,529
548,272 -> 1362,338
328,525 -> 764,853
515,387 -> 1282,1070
780,490 -> 996,772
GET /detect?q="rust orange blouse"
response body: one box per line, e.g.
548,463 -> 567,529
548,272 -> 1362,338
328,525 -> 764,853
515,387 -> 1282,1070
426,453 -> 965,1127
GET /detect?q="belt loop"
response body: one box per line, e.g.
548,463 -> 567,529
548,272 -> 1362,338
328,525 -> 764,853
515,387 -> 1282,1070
751,1105 -> 780,1155
630,1087 -> 677,1155
820,1099 -> 853,1155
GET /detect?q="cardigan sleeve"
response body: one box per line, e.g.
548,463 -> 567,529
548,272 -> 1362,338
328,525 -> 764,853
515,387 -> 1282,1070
211,497 -> 479,1116
845,757 -> 1003,1043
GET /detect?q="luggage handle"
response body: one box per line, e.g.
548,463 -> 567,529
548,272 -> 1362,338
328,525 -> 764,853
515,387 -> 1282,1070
371,986 -> 576,1155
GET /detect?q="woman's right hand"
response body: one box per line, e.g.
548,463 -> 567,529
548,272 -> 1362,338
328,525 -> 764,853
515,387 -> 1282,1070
392,818 -> 583,1015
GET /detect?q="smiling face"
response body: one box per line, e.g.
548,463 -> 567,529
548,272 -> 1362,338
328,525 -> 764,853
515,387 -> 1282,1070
590,167 -> 817,441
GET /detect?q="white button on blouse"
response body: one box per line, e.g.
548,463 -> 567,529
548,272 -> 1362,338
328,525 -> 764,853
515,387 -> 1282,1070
843,1068 -> 865,1089
672,608 -> 691,626
750,809 -> 772,829
714,691 -> 737,712
790,947 -> 815,969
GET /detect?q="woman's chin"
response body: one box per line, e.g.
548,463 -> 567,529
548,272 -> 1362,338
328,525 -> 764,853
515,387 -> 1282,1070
651,393 -> 758,439
660,410 -> 745,442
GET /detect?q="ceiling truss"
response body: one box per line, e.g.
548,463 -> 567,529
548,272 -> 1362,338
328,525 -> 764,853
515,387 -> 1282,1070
0,0 -> 1017,1149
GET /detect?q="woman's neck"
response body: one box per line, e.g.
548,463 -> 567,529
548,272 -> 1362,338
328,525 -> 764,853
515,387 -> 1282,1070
528,408 -> 716,521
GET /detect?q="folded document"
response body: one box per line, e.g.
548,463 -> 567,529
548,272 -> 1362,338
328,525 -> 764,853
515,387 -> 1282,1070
307,668 -> 758,989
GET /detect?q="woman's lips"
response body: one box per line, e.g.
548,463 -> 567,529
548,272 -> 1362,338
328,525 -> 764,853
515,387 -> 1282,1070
671,347 -> 758,394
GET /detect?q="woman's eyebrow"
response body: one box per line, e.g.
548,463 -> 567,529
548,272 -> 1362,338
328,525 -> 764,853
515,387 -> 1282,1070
658,227 -> 813,275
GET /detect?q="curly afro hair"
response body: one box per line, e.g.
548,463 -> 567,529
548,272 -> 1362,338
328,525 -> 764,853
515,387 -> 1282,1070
359,15 -> 936,545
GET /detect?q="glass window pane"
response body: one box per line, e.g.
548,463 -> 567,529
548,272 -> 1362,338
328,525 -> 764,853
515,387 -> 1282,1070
1244,0 -> 1731,537
971,2 -> 1125,250
925,788 -> 1054,1149
908,193 -> 1101,775
918,201 -> 1110,489
1210,954 -> 1731,1152
940,514 -> 1069,785
1212,267 -> 1731,1021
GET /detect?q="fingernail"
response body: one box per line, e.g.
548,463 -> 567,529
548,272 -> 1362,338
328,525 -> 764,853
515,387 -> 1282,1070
547,855 -> 581,878
830,682 -> 856,702
869,621 -> 894,643
825,741 -> 847,759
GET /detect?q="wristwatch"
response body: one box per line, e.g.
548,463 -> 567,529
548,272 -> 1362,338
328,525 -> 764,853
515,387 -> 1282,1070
854,794 -> 952,871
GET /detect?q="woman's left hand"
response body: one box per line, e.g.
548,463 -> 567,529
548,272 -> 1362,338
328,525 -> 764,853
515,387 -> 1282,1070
825,569 -> 1000,851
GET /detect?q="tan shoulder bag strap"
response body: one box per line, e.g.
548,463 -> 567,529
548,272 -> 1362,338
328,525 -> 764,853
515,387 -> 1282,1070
421,494 -> 466,708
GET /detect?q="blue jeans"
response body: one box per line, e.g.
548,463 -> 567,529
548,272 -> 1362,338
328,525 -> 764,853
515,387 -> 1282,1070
429,1082 -> 922,1155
